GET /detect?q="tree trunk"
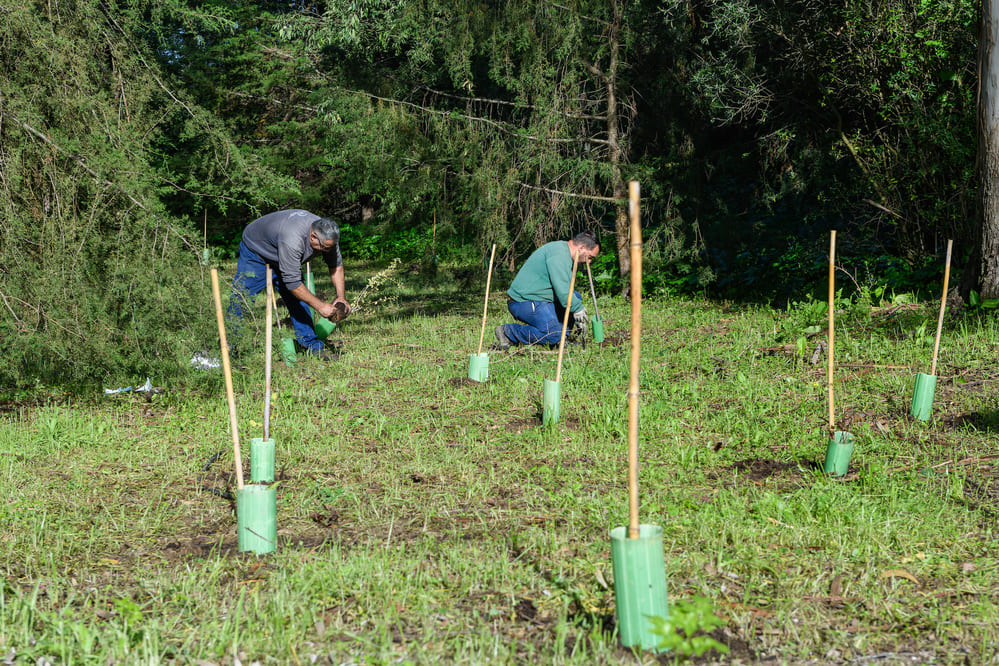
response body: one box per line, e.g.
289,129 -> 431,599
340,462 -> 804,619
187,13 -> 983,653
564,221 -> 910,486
605,0 -> 632,298
974,0 -> 999,298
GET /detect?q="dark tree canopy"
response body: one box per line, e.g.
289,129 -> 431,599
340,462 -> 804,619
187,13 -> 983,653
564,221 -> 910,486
0,0 -> 985,386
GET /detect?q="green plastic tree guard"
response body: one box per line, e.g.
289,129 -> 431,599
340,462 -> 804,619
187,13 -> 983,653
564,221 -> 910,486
910,372 -> 936,421
824,431 -> 855,477
542,379 -> 561,425
610,524 -> 670,652
591,315 -> 605,343
314,315 -> 336,341
279,337 -> 296,366
250,437 -> 275,483
305,271 -> 336,341
237,484 -> 277,554
468,353 -> 489,382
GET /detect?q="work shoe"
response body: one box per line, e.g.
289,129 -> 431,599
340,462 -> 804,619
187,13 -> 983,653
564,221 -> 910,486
493,325 -> 512,351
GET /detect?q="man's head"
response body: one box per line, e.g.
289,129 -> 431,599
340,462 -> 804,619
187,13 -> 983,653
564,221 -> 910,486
310,217 -> 340,253
568,230 -> 600,263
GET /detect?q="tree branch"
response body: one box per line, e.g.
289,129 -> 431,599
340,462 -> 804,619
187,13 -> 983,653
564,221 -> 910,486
3,111 -> 148,210
543,0 -> 611,27
863,198 -> 903,220
409,81 -> 607,121
341,88 -> 583,144
517,181 -> 621,203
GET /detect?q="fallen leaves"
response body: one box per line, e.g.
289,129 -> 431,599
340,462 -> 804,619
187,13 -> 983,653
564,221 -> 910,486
880,568 -> 921,588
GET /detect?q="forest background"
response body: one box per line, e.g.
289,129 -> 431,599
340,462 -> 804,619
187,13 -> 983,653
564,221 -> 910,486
0,0 -> 985,388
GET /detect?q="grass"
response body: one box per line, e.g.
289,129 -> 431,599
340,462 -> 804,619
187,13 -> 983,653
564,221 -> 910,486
1,259 -> 998,664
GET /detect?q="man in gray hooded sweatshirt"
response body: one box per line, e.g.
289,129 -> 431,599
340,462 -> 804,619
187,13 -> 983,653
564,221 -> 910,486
228,209 -> 349,359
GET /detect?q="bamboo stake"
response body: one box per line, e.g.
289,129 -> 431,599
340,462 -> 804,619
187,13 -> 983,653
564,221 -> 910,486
585,261 -> 601,320
930,239 -> 953,377
476,244 -> 497,355
627,181 -> 642,539
554,251 -> 581,384
264,266 -> 273,441
827,231 -> 836,438
210,269 -> 245,490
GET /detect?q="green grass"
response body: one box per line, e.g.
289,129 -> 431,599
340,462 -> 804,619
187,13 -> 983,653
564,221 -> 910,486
1,260 -> 998,664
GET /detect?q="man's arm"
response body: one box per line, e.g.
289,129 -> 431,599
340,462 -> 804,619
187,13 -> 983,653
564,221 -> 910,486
329,264 -> 351,313
289,283 -> 337,319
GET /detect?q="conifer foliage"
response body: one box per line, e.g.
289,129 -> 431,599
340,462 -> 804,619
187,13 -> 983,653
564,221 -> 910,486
0,2 -> 247,387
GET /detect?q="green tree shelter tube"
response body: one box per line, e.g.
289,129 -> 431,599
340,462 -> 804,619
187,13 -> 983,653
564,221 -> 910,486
824,431 -> 855,477
585,262 -> 605,343
591,316 -> 605,343
468,353 -> 488,382
910,240 -> 952,422
280,337 -> 296,366
610,524 -> 669,652
305,267 -> 336,340
250,437 -> 275,483
910,373 -> 937,421
544,250 -> 580,428
237,484 -> 277,554
542,378 -> 560,425
470,245 -> 497,383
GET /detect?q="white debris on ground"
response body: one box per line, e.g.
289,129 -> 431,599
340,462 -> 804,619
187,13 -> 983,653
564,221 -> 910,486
190,352 -> 221,369
104,377 -> 164,395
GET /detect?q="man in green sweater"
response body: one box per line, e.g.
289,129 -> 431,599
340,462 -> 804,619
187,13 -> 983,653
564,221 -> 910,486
495,231 -> 600,349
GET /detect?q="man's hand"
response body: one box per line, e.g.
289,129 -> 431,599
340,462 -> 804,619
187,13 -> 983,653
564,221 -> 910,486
314,301 -> 337,319
572,308 -> 588,341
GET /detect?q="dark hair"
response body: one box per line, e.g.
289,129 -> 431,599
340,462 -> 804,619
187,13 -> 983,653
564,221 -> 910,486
572,230 -> 598,250
311,217 -> 340,246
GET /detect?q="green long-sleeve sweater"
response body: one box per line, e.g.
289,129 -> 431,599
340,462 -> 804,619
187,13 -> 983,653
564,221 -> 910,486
506,241 -> 584,312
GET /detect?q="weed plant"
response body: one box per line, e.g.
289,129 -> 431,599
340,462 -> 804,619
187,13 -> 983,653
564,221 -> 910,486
1,261 -> 997,664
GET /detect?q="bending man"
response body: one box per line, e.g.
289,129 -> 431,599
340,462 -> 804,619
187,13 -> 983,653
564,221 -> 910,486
494,231 -> 599,349
228,209 -> 350,360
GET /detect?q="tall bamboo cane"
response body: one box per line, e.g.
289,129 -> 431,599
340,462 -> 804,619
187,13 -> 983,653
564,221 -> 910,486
930,239 -> 953,377
586,261 -> 602,320
628,181 -> 643,539
210,269 -> 244,490
264,266 -> 273,441
827,231 -> 836,438
477,244 -> 497,355
554,251 -> 581,384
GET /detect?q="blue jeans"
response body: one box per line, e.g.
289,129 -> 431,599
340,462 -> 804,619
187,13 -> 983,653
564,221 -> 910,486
504,292 -> 581,346
227,241 -> 324,352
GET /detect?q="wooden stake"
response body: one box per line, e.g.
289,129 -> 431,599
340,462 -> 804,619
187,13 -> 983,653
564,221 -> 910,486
585,261 -> 601,320
930,239 -> 953,376
554,250 -> 581,384
628,181 -> 642,539
264,266 -> 273,441
476,244 -> 497,355
210,269 -> 244,490
827,231 -> 836,438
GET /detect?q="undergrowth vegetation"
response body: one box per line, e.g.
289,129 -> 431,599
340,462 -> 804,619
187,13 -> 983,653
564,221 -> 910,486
1,260 -> 998,664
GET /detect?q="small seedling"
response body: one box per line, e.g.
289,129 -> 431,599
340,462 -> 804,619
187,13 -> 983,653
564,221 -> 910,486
648,597 -> 729,659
